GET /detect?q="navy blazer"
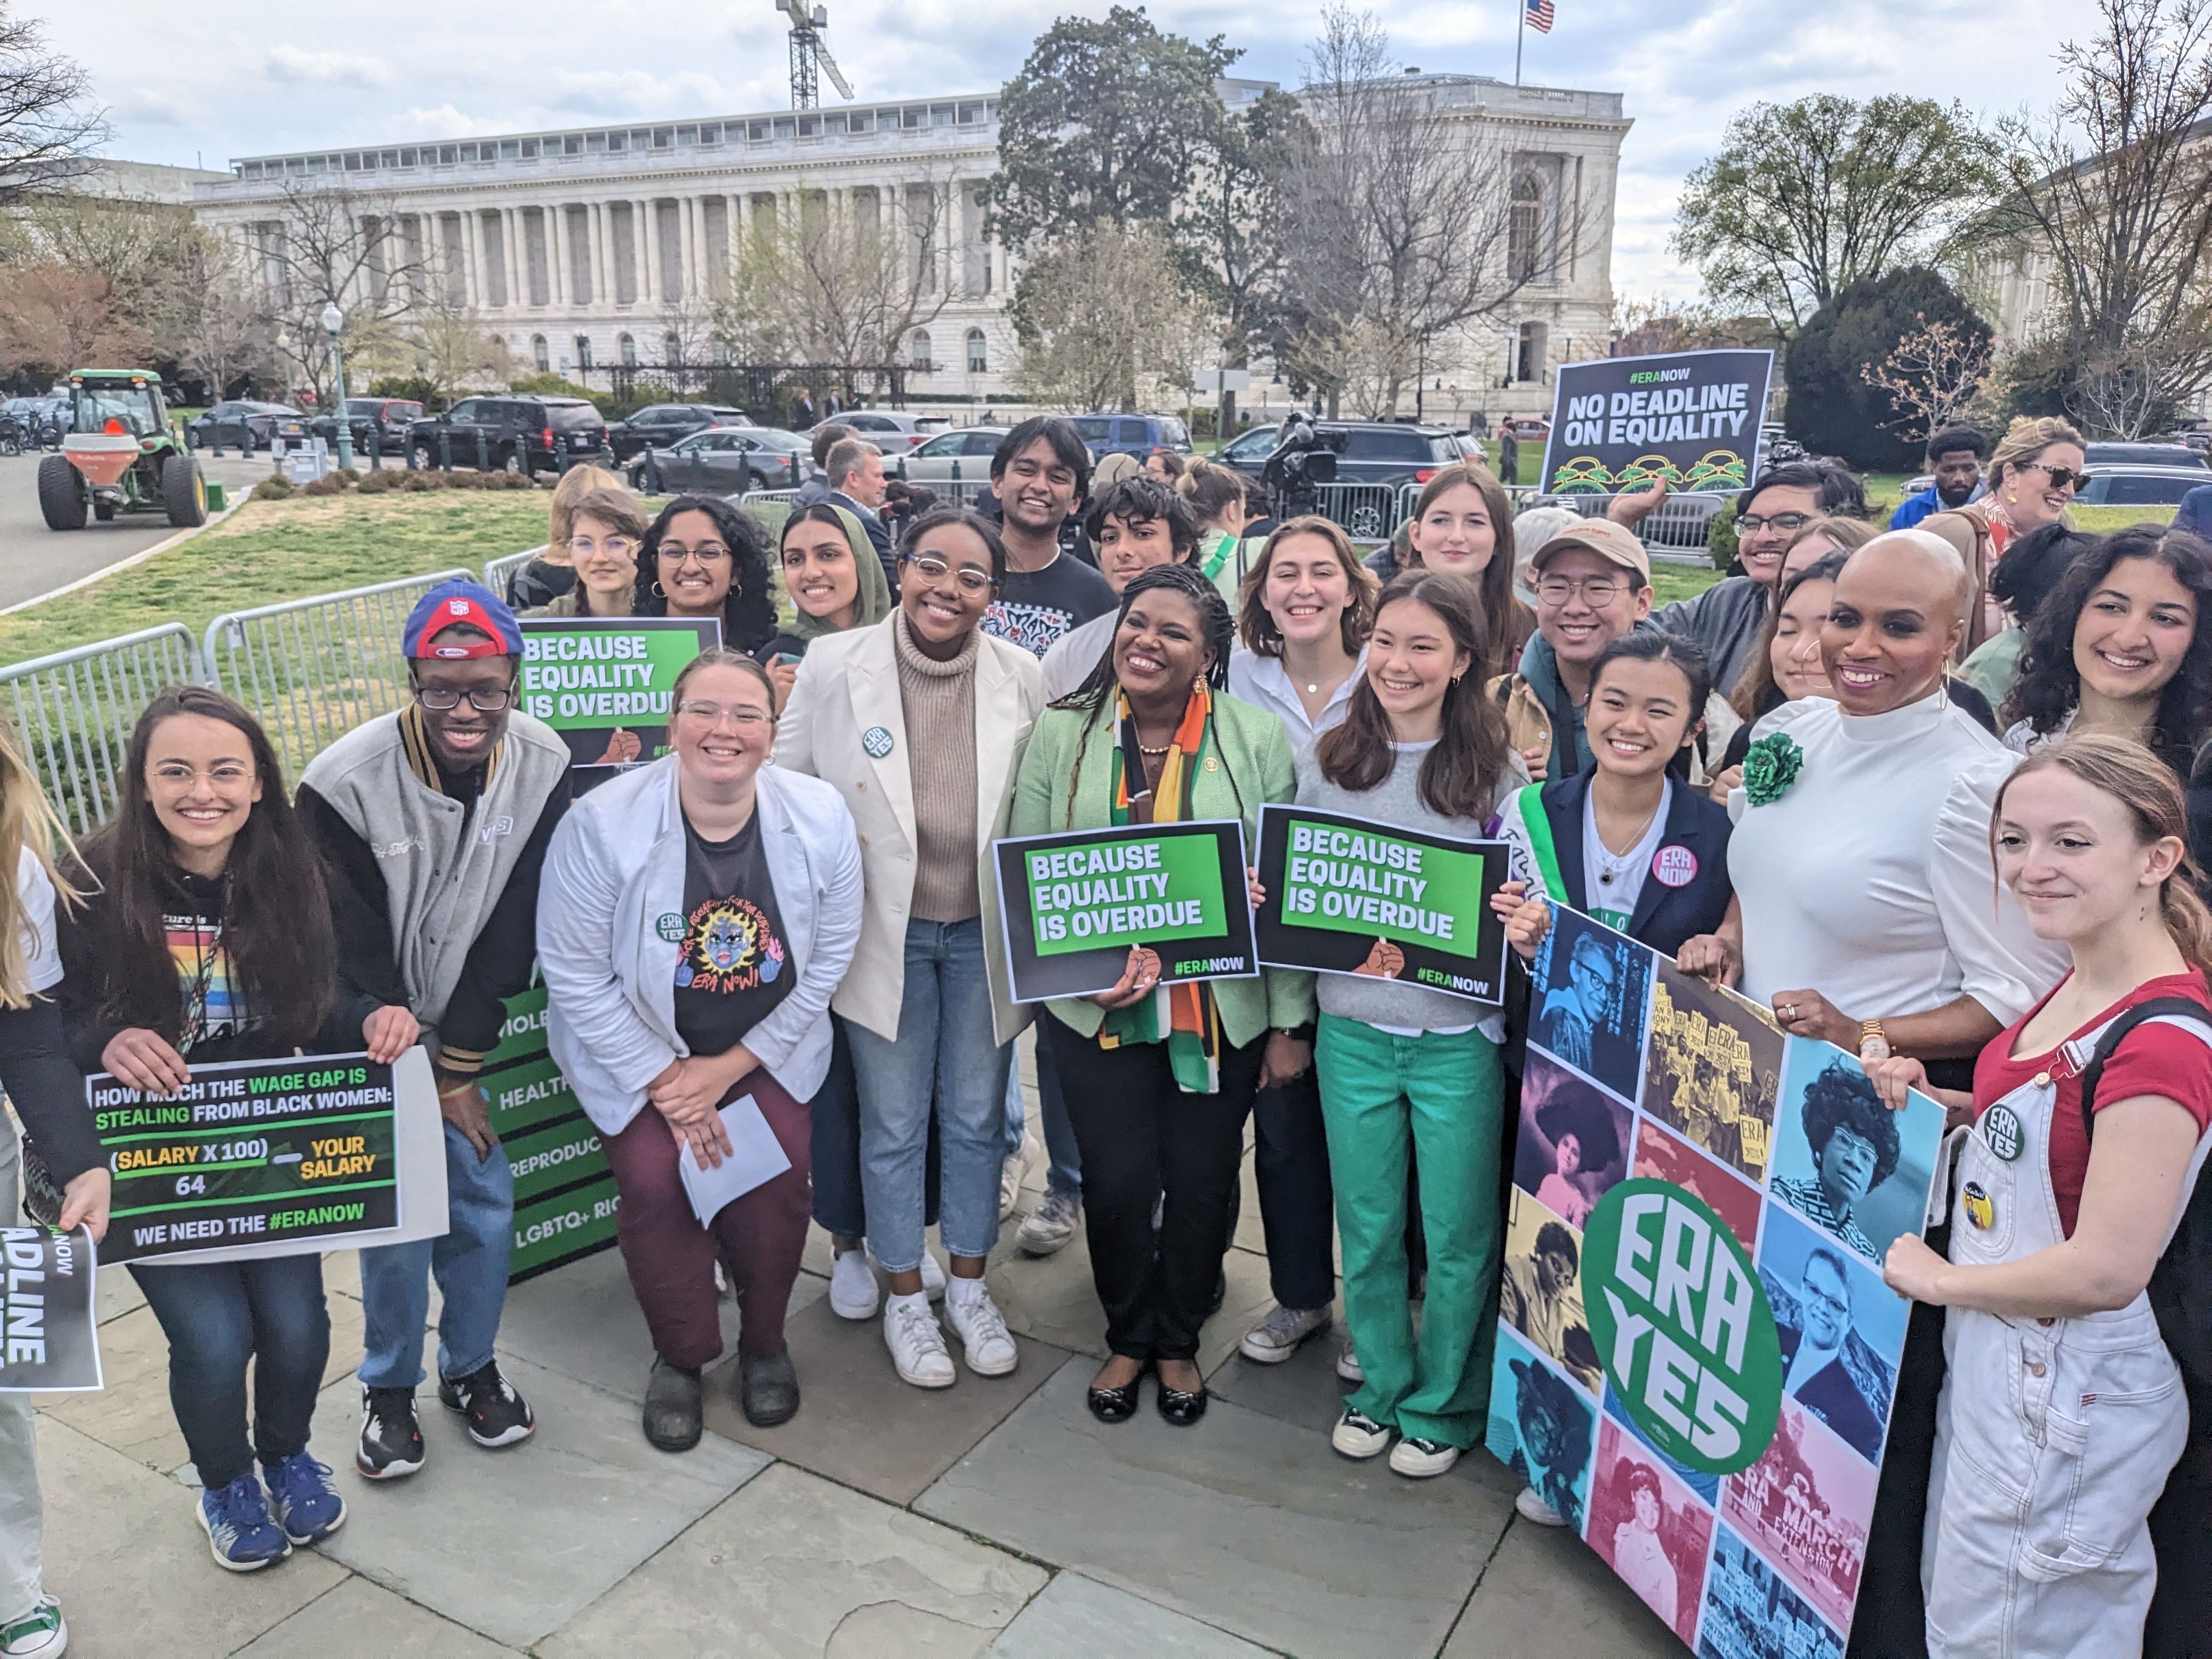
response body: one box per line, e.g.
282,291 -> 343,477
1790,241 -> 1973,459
1533,768 -> 1735,958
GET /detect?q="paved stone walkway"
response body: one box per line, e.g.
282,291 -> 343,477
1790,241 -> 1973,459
29,1048 -> 1687,1657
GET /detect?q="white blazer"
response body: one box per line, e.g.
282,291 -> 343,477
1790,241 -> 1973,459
773,616 -> 1043,1046
536,755 -> 864,1136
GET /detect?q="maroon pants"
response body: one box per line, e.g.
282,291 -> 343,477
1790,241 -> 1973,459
602,1073 -> 812,1365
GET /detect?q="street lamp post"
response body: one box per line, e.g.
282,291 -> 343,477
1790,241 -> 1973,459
321,302 -> 353,470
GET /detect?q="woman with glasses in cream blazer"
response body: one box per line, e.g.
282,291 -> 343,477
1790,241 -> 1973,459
775,508 -> 1047,1391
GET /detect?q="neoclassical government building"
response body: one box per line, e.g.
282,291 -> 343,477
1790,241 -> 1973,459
188,74 -> 1627,419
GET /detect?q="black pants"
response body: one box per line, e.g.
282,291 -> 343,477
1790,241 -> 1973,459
1252,1069 -> 1336,1311
1047,1018 -> 1264,1362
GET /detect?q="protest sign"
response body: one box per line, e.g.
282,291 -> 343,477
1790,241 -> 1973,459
487,983 -> 619,1283
0,1226 -> 99,1392
993,821 -> 1255,1002
1489,905 -> 1943,1655
518,617 -> 719,783
90,1051 -> 448,1266
1252,805 -> 1509,1004
1538,349 -> 1775,498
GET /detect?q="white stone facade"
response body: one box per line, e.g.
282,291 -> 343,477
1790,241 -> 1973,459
190,75 -> 1626,419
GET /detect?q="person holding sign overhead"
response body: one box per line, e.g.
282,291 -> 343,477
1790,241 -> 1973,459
0,718 -> 109,1659
775,509 -> 1044,1390
59,688 -> 419,1571
1865,737 -> 2212,1658
297,582 -> 573,1482
1012,562 -> 1313,1426
537,649 -> 862,1445
1267,569 -> 1525,1478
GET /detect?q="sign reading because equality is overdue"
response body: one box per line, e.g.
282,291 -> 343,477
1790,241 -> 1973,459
1253,805 -> 1510,1005
518,617 -> 718,783
993,821 -> 1256,1003
91,1053 -> 406,1265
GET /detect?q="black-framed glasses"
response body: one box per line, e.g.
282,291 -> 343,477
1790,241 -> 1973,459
1736,511 -> 1815,535
901,552 -> 996,594
414,685 -> 514,712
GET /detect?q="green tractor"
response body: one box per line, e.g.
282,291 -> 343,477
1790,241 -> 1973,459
37,369 -> 208,531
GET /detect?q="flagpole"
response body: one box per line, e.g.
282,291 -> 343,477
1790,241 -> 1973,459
1515,0 -> 1525,84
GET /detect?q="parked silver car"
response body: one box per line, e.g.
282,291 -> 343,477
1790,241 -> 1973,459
836,409 -> 954,455
898,426 -> 1007,483
2071,465 -> 2212,508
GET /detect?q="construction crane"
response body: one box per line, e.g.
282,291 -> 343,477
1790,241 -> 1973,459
781,0 -> 853,110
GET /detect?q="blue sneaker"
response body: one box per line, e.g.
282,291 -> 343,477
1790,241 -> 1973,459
196,1472 -> 291,1571
263,1453 -> 347,1545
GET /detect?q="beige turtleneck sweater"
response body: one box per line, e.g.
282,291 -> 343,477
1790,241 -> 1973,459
892,612 -> 981,922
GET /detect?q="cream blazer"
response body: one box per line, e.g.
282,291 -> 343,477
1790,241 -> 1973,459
772,616 -> 1044,1046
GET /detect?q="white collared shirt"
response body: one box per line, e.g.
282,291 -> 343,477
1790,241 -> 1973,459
1226,646 -> 1365,748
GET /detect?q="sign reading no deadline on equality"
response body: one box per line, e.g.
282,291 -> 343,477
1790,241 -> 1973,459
994,821 -> 1256,1002
1253,805 -> 1511,1005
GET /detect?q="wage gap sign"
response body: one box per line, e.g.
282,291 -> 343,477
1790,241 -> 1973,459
1252,805 -> 1509,1004
993,821 -> 1256,1002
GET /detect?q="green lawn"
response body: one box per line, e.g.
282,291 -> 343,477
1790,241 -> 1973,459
1651,562 -> 1722,606
0,490 -> 552,664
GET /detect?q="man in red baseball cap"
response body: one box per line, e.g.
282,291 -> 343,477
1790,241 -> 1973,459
297,579 -> 573,1480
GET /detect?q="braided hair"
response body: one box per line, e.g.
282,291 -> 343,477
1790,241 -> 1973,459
1054,562 -> 1239,828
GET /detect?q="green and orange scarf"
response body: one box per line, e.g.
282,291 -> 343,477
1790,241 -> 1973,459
1097,682 -> 1223,1094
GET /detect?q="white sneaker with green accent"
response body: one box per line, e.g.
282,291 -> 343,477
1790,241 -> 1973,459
945,1282 -> 1019,1376
0,1596 -> 66,1659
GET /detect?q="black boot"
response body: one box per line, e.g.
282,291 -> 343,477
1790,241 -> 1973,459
739,1347 -> 800,1427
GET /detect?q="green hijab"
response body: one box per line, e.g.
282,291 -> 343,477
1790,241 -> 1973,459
780,503 -> 895,643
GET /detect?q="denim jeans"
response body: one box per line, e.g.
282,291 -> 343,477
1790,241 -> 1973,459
811,1015 -> 939,1240
131,1253 -> 329,1488
357,1120 -> 515,1389
0,1121 -> 44,1625
1003,1030 -> 1081,1198
845,917 -> 1011,1272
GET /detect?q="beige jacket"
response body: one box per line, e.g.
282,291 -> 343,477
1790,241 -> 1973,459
772,616 -> 1045,1045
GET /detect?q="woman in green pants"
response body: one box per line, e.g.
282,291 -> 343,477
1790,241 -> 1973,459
1287,568 -> 1526,1477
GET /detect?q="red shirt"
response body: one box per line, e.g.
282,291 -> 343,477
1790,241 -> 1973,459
1973,970 -> 2212,1237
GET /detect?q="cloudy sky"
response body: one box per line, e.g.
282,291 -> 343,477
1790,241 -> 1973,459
26,0 -> 2082,300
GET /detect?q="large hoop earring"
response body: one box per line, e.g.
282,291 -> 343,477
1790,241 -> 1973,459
651,580 -> 667,599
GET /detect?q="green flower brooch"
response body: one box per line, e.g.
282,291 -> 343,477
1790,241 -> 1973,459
1741,732 -> 1805,806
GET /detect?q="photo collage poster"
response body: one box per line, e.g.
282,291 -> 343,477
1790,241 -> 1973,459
1488,906 -> 1945,1657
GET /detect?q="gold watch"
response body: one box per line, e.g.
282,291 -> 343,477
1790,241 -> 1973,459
1858,1019 -> 1891,1060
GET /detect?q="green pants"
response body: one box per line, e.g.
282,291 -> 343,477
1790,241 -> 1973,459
1316,1013 -> 1506,1447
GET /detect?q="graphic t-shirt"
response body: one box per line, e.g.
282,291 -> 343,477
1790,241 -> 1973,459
1581,780 -> 1672,932
983,552 -> 1116,658
672,811 -> 794,1058
167,872 -> 253,1051
1972,969 -> 2212,1235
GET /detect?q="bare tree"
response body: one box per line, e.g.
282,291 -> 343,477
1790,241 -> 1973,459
714,180 -> 951,392
1980,0 -> 2212,435
0,5 -> 105,210
249,182 -> 430,405
173,235 -> 276,399
0,263 -> 149,376
1274,9 -> 1586,416
1860,314 -> 1995,444
401,290 -> 512,406
1010,219 -> 1198,411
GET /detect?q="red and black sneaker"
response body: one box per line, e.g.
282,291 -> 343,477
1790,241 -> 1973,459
437,1359 -> 535,1448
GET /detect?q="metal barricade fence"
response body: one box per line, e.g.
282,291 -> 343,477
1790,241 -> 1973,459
483,548 -> 540,601
203,569 -> 476,783
0,625 -> 208,837
1562,492 -> 1727,557
1312,481 -> 1408,543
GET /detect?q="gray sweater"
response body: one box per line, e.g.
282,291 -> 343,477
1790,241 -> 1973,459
1294,740 -> 1523,1032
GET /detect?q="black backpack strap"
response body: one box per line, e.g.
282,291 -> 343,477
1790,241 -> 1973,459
2081,996 -> 2212,1143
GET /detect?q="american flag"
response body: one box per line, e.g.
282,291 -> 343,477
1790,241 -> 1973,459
1526,0 -> 1555,31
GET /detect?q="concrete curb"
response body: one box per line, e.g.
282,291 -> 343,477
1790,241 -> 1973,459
0,482 -> 258,616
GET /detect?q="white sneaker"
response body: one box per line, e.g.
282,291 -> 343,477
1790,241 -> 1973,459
1000,1143 -> 1034,1221
1017,1187 -> 1080,1256
1336,1342 -> 1364,1384
1331,1407 -> 1391,1460
828,1248 -> 878,1321
919,1249 -> 947,1300
0,1595 -> 67,1658
882,1295 -> 956,1388
1515,1486 -> 1567,1526
1390,1436 -> 1459,1478
944,1282 -> 1019,1376
1240,1302 -> 1329,1364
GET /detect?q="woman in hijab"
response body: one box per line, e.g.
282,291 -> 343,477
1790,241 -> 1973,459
757,503 -> 895,709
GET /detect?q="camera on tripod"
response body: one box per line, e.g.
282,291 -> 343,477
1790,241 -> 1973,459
1260,413 -> 1347,520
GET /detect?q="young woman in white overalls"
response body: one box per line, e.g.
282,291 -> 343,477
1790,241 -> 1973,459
1868,732 -> 2212,1659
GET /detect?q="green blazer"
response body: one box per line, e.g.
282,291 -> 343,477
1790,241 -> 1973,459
1009,691 -> 1316,1049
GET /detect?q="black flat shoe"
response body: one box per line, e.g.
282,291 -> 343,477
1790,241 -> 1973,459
1088,1362 -> 1146,1423
1157,1382 -> 1209,1426
739,1347 -> 800,1427
642,1358 -> 703,1451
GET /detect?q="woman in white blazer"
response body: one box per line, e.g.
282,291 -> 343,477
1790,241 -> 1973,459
775,507 -> 1046,1390
537,649 -> 862,1448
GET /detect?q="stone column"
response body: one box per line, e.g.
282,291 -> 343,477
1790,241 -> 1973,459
459,209 -> 482,308
549,204 -> 569,309
641,198 -> 663,310
676,195 -> 695,304
590,201 -> 609,309
501,207 -> 522,311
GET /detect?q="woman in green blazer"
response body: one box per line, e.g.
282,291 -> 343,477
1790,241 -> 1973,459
1010,563 -> 1316,1426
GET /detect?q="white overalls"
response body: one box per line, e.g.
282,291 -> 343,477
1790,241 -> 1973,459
1921,1015 -> 2212,1658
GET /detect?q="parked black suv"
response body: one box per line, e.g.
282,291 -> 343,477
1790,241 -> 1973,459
311,397 -> 424,458
1217,421 -> 1464,488
607,403 -> 751,463
407,396 -> 608,473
